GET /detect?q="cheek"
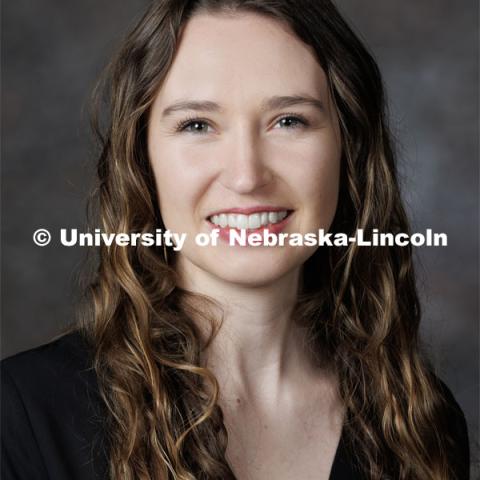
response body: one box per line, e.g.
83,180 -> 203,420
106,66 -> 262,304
303,156 -> 340,209
150,147 -> 213,226
275,135 -> 341,207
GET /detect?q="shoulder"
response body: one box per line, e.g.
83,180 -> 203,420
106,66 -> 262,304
2,329 -> 94,382
431,374 -> 470,479
1,330 -> 109,480
432,374 -> 469,439
1,330 -> 99,416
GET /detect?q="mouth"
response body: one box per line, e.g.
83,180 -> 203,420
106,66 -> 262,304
207,210 -> 293,230
205,208 -> 294,244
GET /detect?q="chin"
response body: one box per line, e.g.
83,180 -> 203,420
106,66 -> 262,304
212,266 -> 291,288
187,247 -> 309,289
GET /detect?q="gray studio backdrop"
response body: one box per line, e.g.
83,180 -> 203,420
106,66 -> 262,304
2,0 -> 479,473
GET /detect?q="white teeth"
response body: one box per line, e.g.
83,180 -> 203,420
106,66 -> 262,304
228,214 -> 237,228
218,213 -> 228,228
237,215 -> 248,229
268,212 -> 279,224
248,214 -> 261,229
209,210 -> 290,229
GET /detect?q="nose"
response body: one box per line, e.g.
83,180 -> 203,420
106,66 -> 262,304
219,126 -> 273,194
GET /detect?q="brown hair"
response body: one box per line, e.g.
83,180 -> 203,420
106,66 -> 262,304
76,0 -> 462,478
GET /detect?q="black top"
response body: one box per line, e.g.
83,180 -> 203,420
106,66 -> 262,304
1,331 -> 470,479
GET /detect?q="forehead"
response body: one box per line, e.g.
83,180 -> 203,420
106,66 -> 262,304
155,12 -> 328,106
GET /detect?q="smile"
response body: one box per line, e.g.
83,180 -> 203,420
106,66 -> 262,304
207,209 -> 293,230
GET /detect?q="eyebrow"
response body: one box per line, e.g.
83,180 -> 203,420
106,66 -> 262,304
161,95 -> 325,117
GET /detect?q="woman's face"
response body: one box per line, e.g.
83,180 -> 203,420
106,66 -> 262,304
148,12 -> 341,287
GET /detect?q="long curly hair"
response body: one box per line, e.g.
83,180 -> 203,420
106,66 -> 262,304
74,0 -> 463,478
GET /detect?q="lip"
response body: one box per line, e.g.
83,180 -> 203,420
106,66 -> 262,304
206,205 -> 292,218
206,209 -> 294,244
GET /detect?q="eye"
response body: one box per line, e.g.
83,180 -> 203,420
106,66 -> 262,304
174,113 -> 309,134
175,117 -> 214,135
273,114 -> 309,130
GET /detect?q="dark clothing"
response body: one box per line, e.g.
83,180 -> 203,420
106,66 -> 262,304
1,331 -> 470,479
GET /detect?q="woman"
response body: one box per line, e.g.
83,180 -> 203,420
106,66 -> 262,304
1,1 -> 470,479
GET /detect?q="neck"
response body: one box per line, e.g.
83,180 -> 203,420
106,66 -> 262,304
177,260 -> 326,406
